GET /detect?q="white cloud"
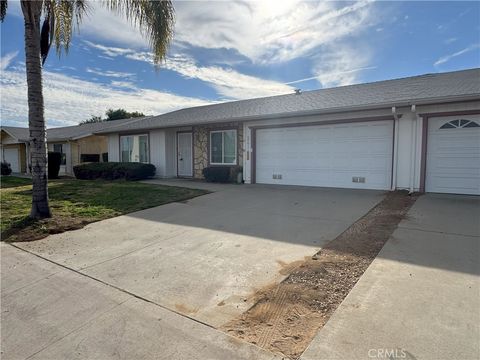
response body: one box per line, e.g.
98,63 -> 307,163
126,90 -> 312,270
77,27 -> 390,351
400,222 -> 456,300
0,51 -> 19,71
434,44 -> 480,67
311,46 -> 373,88
174,0 -> 375,64
162,54 -> 294,99
0,65 -> 213,127
86,42 -> 294,100
86,67 -> 135,79
78,1 -> 376,65
79,4 -> 148,49
445,37 -> 457,45
77,1 -> 377,91
286,66 -> 376,86
82,40 -> 135,57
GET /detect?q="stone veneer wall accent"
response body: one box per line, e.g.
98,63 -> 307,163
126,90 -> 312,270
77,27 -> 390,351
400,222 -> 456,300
193,122 -> 244,179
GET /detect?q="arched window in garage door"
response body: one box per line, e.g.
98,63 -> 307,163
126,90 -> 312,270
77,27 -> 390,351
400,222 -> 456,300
439,119 -> 480,129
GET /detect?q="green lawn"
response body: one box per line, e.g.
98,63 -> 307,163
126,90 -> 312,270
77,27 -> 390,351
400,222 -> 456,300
1,176 -> 207,242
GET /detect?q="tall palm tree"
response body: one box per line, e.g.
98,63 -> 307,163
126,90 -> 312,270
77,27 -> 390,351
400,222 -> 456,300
0,0 -> 174,219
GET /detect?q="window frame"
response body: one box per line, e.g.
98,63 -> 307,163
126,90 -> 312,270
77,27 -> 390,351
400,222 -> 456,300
53,143 -> 66,165
439,119 -> 480,130
119,133 -> 150,163
209,129 -> 237,165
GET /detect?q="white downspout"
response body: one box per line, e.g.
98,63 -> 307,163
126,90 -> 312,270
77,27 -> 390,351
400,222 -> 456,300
391,107 -> 400,191
409,105 -> 417,194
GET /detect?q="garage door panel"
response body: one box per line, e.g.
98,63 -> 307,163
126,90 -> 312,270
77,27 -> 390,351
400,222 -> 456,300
3,148 -> 20,173
256,120 -> 393,190
426,115 -> 480,195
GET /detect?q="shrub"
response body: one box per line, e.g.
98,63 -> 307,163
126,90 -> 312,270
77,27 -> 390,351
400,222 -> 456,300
1,162 -> 12,176
80,154 -> 100,163
48,152 -> 62,179
202,165 -> 243,183
73,162 -> 156,181
102,152 -> 108,162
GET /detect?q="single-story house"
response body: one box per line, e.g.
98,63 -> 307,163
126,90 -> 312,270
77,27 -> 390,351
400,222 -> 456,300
95,68 -> 480,195
1,126 -> 30,174
1,118 -> 142,175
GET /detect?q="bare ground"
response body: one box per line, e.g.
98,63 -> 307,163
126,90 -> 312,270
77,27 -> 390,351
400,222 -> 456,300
221,191 -> 417,359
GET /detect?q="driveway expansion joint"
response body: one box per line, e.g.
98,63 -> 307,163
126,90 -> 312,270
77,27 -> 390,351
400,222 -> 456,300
8,243 -> 218,331
397,225 -> 480,238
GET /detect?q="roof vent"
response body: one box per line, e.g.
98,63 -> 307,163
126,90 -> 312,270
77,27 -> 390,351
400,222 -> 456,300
294,88 -> 302,95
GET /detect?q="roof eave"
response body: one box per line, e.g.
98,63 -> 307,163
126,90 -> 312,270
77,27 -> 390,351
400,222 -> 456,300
92,93 -> 480,135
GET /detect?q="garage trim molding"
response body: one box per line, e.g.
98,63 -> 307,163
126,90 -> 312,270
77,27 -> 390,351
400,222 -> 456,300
418,109 -> 480,193
248,114 -> 395,185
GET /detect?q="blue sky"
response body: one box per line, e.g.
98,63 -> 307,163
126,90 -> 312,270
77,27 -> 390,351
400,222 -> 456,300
1,0 -> 479,127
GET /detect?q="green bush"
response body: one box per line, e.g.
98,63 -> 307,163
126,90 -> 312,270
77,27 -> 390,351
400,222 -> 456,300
202,165 -> 242,183
48,152 -> 62,179
73,162 -> 156,181
1,162 -> 12,176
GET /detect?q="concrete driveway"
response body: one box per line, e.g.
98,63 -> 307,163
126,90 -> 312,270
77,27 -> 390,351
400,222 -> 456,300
1,182 -> 384,359
301,194 -> 480,360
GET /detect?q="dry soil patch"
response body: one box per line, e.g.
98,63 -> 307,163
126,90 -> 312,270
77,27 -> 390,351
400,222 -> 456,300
221,191 -> 417,359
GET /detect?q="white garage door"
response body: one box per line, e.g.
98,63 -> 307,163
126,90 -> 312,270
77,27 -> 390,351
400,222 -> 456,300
3,148 -> 20,172
426,115 -> 480,195
256,120 -> 393,190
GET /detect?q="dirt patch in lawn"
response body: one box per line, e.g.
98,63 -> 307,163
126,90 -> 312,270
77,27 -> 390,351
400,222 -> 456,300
221,191 -> 417,359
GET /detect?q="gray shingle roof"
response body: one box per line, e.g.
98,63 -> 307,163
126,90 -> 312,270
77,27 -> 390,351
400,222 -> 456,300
1,126 -> 30,142
1,117 -> 146,142
95,68 -> 480,134
46,117 -> 148,141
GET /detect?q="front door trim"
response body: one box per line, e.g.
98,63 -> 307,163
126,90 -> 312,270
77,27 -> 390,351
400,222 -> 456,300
176,131 -> 193,177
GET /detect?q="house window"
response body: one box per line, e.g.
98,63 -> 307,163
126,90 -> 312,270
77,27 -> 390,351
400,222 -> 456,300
440,119 -> 480,129
53,144 -> 66,165
120,134 -> 149,163
210,130 -> 237,165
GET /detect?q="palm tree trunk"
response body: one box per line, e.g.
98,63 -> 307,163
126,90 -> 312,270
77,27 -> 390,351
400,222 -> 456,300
21,1 -> 51,219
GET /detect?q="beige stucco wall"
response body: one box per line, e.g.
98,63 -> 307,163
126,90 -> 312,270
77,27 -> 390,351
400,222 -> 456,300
70,135 -> 108,169
192,122 -> 244,179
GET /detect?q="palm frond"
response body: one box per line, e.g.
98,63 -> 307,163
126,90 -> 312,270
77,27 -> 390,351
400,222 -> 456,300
0,0 -> 7,22
45,0 -> 90,56
105,0 -> 175,64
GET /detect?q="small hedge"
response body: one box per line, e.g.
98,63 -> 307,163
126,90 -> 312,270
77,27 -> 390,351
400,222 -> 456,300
202,165 -> 242,183
102,152 -> 108,162
48,152 -> 62,179
73,162 -> 156,181
1,162 -> 12,176
80,154 -> 100,163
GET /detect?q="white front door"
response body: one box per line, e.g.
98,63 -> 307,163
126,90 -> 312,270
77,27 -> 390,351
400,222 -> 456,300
177,132 -> 193,177
4,148 -> 20,172
255,120 -> 393,190
426,115 -> 480,195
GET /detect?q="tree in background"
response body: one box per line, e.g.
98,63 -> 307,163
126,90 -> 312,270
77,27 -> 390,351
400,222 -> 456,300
80,109 -> 145,124
106,108 -> 145,121
81,115 -> 103,124
0,0 -> 175,219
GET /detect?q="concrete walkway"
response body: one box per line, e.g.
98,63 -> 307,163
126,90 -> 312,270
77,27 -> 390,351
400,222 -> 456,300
1,243 -> 278,360
2,184 -> 384,359
301,194 -> 480,360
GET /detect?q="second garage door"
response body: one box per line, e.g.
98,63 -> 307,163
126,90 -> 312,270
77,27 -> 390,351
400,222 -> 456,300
425,115 -> 480,195
255,120 -> 393,190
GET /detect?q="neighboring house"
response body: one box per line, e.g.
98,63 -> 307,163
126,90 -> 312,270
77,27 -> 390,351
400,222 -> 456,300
1,118 -> 142,175
1,126 -> 29,173
96,68 -> 480,195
